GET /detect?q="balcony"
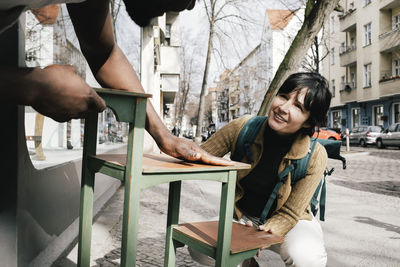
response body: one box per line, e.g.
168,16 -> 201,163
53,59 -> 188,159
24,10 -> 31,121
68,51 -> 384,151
379,0 -> 400,10
159,46 -> 180,74
339,9 -> 357,32
339,46 -> 357,66
340,84 -> 357,103
161,74 -> 179,104
379,28 -> 400,52
379,73 -> 400,97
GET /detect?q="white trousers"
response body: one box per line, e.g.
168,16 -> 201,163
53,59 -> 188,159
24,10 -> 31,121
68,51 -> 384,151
188,216 -> 327,267
262,217 -> 327,267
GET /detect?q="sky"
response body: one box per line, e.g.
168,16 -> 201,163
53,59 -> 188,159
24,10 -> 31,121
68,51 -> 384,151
66,0 -> 305,92
178,0 -> 305,91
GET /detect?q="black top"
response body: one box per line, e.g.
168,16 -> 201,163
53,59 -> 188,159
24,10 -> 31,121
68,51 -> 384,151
236,123 -> 296,219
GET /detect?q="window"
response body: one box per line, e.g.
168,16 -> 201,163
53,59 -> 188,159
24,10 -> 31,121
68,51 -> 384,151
165,24 -> 171,45
330,15 -> 335,33
364,63 -> 371,87
340,42 -> 346,54
25,50 -> 37,62
330,48 -> 335,65
373,105 -> 384,126
350,72 -> 356,88
341,76 -> 346,90
352,108 -> 360,128
332,110 -> 341,129
331,79 -> 336,97
393,103 -> 400,123
363,0 -> 371,7
350,37 -> 356,50
394,59 -> 400,76
364,23 -> 372,46
393,14 -> 400,30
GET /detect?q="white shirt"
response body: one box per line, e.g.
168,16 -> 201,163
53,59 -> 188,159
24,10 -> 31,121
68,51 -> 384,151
0,0 -> 85,33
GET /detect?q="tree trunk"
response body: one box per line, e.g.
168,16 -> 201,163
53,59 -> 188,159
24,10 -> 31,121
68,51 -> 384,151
314,35 -> 319,73
110,0 -> 121,43
258,0 -> 339,116
195,22 -> 214,141
177,77 -> 190,129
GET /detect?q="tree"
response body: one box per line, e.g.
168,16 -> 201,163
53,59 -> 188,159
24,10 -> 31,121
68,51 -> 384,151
195,0 -> 254,141
173,32 -> 204,131
110,0 -> 122,42
301,29 -> 330,73
174,46 -> 195,130
258,0 -> 340,116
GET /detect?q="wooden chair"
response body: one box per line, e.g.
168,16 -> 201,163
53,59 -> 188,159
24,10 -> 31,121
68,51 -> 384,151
77,88 -> 283,267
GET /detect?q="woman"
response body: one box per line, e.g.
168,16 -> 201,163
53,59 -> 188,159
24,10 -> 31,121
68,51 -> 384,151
190,72 -> 332,267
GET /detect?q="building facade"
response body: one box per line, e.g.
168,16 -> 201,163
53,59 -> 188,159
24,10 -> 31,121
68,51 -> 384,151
323,0 -> 400,131
140,12 -> 181,131
213,9 -> 303,128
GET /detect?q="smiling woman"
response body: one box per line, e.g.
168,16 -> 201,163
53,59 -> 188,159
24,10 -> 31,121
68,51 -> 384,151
190,72 -> 332,267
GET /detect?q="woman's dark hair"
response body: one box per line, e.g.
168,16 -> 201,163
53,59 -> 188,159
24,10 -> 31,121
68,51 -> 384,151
277,72 -> 332,136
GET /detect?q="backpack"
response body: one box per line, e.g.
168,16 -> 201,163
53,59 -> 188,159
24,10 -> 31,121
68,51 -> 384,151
232,116 -> 345,224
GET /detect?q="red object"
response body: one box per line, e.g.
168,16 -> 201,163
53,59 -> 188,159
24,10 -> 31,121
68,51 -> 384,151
312,127 -> 341,140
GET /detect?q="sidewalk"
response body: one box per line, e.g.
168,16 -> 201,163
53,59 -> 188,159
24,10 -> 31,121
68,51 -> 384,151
55,150 -> 400,267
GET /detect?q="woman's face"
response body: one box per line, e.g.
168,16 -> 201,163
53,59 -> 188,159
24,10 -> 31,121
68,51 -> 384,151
267,88 -> 311,136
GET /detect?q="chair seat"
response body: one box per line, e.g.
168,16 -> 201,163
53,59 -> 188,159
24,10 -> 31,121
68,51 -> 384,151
91,153 -> 250,174
173,221 -> 284,254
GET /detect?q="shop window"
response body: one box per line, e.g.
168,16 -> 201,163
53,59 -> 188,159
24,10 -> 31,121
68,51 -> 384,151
373,105 -> 384,126
352,108 -> 360,128
393,103 -> 400,123
332,110 -> 341,129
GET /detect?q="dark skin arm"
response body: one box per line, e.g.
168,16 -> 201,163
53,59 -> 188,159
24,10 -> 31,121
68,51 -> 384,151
67,0 -> 232,165
0,64 -> 106,122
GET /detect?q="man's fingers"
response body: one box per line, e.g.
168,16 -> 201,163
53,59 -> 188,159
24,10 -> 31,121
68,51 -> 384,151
245,220 -> 253,227
89,90 -> 106,112
198,153 -> 235,166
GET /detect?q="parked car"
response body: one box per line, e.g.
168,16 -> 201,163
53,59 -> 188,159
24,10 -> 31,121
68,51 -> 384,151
201,123 -> 216,142
348,125 -> 383,147
312,127 -> 341,140
375,123 -> 400,148
183,130 -> 194,140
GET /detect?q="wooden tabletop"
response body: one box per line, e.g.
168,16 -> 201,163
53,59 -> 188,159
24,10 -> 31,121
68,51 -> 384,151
92,153 -> 250,174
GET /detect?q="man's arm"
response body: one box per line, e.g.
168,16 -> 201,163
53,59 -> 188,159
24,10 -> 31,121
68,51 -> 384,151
67,0 -> 232,165
0,65 -> 105,122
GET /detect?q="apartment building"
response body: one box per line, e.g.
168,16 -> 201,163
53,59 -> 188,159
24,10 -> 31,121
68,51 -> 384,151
140,12 -> 181,131
323,0 -> 400,130
213,9 -> 303,127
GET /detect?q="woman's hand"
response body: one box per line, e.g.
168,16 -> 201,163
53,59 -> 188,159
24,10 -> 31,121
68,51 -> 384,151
158,132 -> 235,166
244,221 -> 273,257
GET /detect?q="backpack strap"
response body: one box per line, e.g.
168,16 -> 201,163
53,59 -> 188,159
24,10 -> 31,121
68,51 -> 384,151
258,164 -> 294,224
290,137 -> 318,184
232,116 -> 267,163
258,137 -> 317,224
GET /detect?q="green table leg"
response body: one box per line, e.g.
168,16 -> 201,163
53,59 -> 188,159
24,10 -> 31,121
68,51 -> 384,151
215,170 -> 236,267
120,99 -> 146,267
164,181 -> 182,267
78,112 -> 98,267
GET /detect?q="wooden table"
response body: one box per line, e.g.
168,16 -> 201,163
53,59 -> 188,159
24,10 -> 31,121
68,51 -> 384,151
77,88 -> 282,267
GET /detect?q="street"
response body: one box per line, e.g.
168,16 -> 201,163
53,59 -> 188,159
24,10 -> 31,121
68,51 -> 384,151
56,146 -> 400,267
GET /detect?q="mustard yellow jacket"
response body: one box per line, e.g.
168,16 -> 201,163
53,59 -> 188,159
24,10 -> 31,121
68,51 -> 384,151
201,115 -> 327,236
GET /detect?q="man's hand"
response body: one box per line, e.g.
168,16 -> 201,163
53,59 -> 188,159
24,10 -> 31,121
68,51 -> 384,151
158,133 -> 235,166
31,64 -> 106,122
